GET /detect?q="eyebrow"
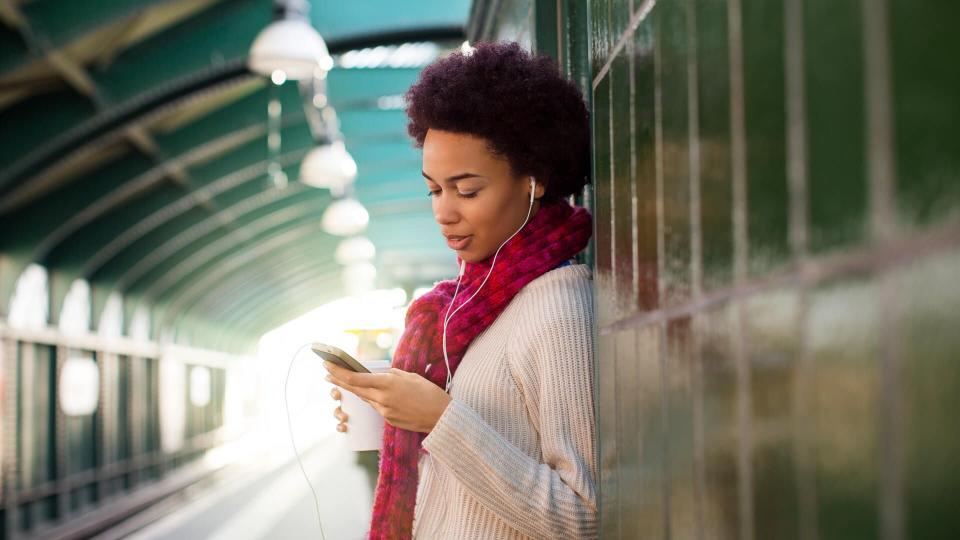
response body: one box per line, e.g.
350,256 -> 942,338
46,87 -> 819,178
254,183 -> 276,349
421,171 -> 486,183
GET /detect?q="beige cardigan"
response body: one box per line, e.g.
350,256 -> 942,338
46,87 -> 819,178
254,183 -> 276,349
414,264 -> 598,539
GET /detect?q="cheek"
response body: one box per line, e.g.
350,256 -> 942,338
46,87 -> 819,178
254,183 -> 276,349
474,196 -> 517,242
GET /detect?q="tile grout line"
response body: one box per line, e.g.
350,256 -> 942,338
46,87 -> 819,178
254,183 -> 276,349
599,216 -> 960,335
611,330 -> 623,538
864,0 -> 897,244
687,0 -> 703,300
593,0 -> 658,91
628,32 -> 640,316
783,0 -> 818,538
726,0 -> 755,536
863,0 -> 905,538
654,13 -> 666,310
658,321 -> 672,539
785,0 -> 810,260
653,15 -> 670,538
684,0 -> 707,537
609,53 -> 617,320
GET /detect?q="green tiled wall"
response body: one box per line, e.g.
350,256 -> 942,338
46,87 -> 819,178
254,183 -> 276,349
579,0 -> 960,538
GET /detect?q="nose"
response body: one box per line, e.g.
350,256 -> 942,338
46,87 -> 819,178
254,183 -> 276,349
433,192 -> 460,226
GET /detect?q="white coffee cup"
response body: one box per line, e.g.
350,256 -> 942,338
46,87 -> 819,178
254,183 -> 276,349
339,359 -> 391,451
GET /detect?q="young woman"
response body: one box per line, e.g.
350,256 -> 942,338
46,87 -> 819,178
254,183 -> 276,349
323,41 -> 597,540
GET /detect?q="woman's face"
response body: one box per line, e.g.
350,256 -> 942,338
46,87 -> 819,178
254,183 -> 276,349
422,129 -> 545,263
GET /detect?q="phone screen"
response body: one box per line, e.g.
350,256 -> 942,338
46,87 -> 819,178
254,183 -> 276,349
310,343 -> 370,373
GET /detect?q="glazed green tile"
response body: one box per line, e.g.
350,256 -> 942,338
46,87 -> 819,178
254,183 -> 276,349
633,17 -> 659,311
612,49 -> 636,319
563,0 -> 592,90
590,0 -> 613,77
807,277 -> 880,540
635,324 -> 667,538
593,74 -> 615,327
596,331 -> 620,538
665,318 -> 698,537
493,0 -> 533,45
695,0 -> 733,291
741,0 -> 790,275
805,0 -> 867,253
615,328 -> 640,537
746,290 -> 801,539
657,1 -> 693,306
890,0 -> 960,227
611,0 -> 632,43
897,249 -> 960,539
698,303 -> 743,538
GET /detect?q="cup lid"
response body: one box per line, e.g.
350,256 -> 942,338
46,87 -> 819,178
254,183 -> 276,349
361,359 -> 392,370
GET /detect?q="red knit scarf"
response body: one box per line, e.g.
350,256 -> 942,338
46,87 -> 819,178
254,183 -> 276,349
368,199 -> 592,539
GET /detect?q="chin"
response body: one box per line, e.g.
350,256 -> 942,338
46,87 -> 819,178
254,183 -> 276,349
458,249 -> 483,264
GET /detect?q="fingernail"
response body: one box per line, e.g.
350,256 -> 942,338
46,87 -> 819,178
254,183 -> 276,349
324,375 -> 332,383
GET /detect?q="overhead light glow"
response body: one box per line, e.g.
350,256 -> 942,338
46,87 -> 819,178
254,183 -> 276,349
337,42 -> 440,69
249,18 -> 333,81
335,236 -> 376,265
299,141 -> 358,195
321,198 -> 369,236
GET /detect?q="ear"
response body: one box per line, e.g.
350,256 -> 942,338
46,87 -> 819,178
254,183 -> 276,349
530,176 -> 546,199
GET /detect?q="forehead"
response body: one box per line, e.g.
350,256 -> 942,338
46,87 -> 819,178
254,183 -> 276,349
422,129 -> 502,173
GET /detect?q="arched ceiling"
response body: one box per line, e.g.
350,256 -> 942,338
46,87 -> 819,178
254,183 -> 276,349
0,0 -> 468,353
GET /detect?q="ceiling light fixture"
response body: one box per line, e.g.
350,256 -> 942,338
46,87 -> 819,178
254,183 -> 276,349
299,140 -> 357,196
321,197 -> 369,237
248,0 -> 333,81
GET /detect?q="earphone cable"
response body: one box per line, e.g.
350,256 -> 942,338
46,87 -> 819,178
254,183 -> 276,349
441,181 -> 536,392
284,342 -> 327,540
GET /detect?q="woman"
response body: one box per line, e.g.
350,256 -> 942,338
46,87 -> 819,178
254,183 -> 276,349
323,41 -> 597,540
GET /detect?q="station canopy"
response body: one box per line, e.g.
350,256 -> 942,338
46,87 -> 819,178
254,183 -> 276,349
0,0 -> 473,353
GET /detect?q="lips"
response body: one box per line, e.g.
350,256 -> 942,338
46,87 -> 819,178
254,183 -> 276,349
445,235 -> 472,250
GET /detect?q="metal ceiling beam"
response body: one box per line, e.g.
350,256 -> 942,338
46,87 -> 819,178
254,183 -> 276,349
176,251 -> 342,336
133,199 -> 330,302
0,117 -> 309,266
319,26 -> 464,52
0,0 -> 462,202
183,247 -> 337,320
0,1 -> 26,29
152,218 -> 330,327
0,82 -> 305,224
162,194 -> 445,326
55,143 -> 311,275
209,265 -> 345,346
204,276 -> 337,353
93,165 -> 315,285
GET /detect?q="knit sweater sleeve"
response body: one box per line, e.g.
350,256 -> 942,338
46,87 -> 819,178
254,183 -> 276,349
420,276 -> 598,539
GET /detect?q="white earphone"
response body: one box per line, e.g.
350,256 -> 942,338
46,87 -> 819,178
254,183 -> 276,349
440,177 -> 537,392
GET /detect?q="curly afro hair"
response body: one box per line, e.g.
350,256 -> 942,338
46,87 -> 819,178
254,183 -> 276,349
404,41 -> 590,201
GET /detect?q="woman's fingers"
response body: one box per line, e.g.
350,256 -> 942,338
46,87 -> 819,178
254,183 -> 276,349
330,387 -> 341,400
334,406 -> 348,423
336,423 -> 348,433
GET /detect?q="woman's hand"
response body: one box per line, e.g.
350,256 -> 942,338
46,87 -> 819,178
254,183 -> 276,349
323,361 -> 452,433
330,387 -> 349,432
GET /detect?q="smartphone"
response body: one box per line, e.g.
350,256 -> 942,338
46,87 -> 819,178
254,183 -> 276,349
311,343 -> 370,373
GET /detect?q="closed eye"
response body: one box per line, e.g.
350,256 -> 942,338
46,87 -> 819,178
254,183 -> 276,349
427,189 -> 478,199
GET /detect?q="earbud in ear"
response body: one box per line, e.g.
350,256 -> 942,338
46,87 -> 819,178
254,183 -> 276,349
529,177 -> 536,205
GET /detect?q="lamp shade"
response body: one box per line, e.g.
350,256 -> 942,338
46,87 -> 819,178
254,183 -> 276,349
335,236 -> 376,265
321,198 -> 369,236
299,141 -> 358,195
248,18 -> 333,80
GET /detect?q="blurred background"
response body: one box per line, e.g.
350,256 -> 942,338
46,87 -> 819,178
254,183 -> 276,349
1,0 -> 959,539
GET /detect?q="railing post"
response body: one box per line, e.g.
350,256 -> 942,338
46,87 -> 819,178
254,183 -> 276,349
2,336 -> 19,539
54,345 -> 68,522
